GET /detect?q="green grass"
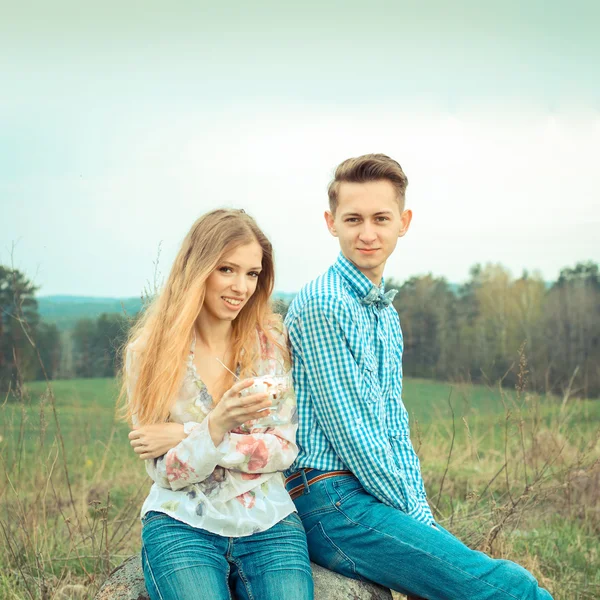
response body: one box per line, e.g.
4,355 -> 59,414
5,376 -> 596,455
405,378 -> 600,457
1,376 -> 599,599
3,384 -> 137,483
510,517 -> 600,593
405,376 -> 600,425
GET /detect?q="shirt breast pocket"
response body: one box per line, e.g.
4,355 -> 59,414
359,352 -> 381,403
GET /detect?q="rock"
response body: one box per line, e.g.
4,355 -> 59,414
312,563 -> 392,599
94,555 -> 392,599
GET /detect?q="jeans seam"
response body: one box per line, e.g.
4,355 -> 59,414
232,557 -> 254,600
225,561 -> 233,600
141,543 -> 164,600
333,507 -> 524,600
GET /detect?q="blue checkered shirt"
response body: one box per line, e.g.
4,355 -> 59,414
285,253 -> 434,525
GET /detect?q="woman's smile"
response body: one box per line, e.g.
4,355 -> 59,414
222,295 -> 244,310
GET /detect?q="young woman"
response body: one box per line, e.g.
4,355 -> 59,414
122,209 -> 313,600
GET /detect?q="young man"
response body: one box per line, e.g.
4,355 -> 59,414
284,154 -> 553,600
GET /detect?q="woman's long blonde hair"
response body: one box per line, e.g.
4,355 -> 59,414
121,209 -> 286,425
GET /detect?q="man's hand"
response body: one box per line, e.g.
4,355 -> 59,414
128,423 -> 186,460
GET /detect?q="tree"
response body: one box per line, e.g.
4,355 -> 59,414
71,313 -> 132,378
95,313 -> 130,377
0,266 -> 39,389
511,271 -> 546,390
35,322 -> 63,380
389,275 -> 458,380
71,318 -> 98,378
544,262 -> 600,397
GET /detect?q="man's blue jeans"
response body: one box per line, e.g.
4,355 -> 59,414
141,511 -> 313,600
291,472 -> 553,600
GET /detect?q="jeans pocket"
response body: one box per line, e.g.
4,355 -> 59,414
141,510 -> 171,527
331,476 -> 363,504
280,512 -> 306,532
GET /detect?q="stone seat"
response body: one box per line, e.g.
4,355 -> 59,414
94,556 -> 394,599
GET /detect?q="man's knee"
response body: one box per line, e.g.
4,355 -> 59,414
493,558 -> 551,600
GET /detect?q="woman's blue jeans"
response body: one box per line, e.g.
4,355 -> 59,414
141,511 -> 313,600
292,472 -> 553,600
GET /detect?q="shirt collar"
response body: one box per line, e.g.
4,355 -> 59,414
332,252 -> 387,302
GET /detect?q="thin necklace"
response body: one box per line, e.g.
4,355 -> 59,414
194,327 -> 234,376
215,356 -> 240,380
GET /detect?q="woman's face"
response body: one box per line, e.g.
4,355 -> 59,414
203,241 -> 264,323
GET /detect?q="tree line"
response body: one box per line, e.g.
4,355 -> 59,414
385,261 -> 600,398
1,261 -> 599,397
0,265 -> 131,386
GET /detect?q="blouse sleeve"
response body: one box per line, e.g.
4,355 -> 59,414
126,345 -> 228,491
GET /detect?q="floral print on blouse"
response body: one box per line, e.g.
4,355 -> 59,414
126,326 -> 298,537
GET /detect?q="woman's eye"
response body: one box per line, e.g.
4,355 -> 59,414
248,271 -> 260,278
219,266 -> 233,273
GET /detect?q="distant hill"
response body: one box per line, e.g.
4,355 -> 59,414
37,292 -> 298,330
33,281 -> 552,331
37,296 -> 143,329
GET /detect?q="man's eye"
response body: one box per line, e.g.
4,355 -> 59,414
345,218 -> 359,223
376,217 -> 390,222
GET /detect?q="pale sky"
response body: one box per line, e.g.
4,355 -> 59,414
1,1 -> 599,296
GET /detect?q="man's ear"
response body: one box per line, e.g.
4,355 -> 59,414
324,210 -> 338,237
398,209 -> 413,238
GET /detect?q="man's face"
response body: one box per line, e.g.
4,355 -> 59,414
325,180 -> 412,284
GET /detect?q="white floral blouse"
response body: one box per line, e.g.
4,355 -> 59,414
126,327 -> 298,537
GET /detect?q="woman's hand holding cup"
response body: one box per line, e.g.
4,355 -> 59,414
208,379 -> 271,446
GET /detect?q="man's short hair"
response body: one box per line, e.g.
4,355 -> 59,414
327,153 -> 408,214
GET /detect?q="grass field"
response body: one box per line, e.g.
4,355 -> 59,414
1,376 -> 599,599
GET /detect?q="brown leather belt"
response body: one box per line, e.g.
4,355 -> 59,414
285,468 -> 353,500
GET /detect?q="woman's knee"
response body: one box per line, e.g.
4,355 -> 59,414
248,567 -> 314,600
141,514 -> 231,599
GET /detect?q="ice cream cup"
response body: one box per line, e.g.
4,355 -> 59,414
241,375 -> 287,412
